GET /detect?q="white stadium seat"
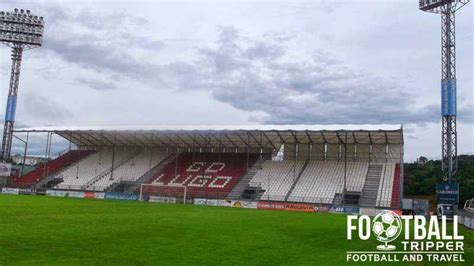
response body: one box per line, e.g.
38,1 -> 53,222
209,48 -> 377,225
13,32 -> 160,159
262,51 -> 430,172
376,163 -> 396,207
288,162 -> 369,204
86,148 -> 168,191
250,160 -> 305,201
54,147 -> 159,191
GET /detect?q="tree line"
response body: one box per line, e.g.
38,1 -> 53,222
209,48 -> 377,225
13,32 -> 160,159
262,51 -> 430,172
404,155 -> 474,206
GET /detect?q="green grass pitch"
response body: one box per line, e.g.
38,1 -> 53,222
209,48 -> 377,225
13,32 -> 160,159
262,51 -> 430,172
0,195 -> 472,265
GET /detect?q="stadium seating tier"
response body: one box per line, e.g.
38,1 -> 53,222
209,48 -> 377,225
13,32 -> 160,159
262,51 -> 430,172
87,148 -> 168,191
55,147 -> 135,190
147,152 -> 259,199
288,162 -> 369,204
8,150 -> 95,188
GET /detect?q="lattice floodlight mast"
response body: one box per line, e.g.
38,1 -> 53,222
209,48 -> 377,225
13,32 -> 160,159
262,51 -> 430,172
419,0 -> 469,183
0,8 -> 44,162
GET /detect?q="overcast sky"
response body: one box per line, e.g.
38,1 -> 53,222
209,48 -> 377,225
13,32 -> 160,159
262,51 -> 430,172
0,0 -> 472,161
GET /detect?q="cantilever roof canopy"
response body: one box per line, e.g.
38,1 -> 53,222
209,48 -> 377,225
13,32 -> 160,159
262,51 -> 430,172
14,125 -> 403,150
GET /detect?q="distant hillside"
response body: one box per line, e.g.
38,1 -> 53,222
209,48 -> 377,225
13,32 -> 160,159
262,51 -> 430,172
403,155 -> 474,205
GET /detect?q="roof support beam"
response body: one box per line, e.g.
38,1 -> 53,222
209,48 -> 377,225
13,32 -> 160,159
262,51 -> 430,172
121,134 -> 138,146
176,135 -> 192,148
248,131 -> 263,149
261,131 -> 277,150
336,132 -> 345,145
62,131 -> 90,146
235,132 -> 249,147
352,131 -> 357,144
196,133 -> 212,148
224,134 -> 239,149
275,131 -> 286,144
289,130 -> 298,143
83,132 -> 109,146
160,134 -> 179,147
113,133 -> 134,146
184,133 -> 201,149
305,130 -> 314,144
97,131 -> 115,146
147,133 -> 168,147
76,132 -> 100,146
130,133 -> 149,147
211,133 -> 227,149
320,131 -> 328,144
136,133 -> 160,146
372,134 -> 386,143
20,129 -> 402,153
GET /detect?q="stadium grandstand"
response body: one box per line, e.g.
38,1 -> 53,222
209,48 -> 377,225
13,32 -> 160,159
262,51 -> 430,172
4,125 -> 403,209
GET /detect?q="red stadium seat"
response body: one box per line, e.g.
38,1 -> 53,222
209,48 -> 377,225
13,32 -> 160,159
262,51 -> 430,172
390,163 -> 401,208
147,152 -> 259,199
8,150 -> 95,188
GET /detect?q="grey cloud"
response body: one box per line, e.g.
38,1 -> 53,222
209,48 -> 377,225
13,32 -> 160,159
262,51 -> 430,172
120,33 -> 165,50
46,22 -> 447,125
21,2 -> 470,127
244,42 -> 286,60
193,27 -> 441,125
77,8 -> 149,31
75,76 -> 118,91
37,5 -> 166,85
44,35 -> 165,87
458,103 -> 474,123
283,1 -> 343,15
46,36 -> 141,73
0,120 -> 29,131
19,91 -> 72,123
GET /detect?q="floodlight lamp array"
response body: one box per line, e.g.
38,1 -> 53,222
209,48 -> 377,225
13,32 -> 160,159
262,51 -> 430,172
0,8 -> 44,48
419,0 -> 470,13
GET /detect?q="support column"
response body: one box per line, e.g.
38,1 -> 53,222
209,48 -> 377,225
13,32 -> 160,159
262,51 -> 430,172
343,132 -> 347,203
21,132 -> 29,176
441,4 -> 458,182
1,47 -> 23,162
42,132 -> 51,180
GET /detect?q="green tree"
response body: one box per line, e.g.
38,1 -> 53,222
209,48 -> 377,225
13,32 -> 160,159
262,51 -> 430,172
404,155 -> 474,206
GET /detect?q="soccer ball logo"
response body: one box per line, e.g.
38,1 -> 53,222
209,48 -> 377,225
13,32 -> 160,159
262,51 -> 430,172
372,210 -> 402,251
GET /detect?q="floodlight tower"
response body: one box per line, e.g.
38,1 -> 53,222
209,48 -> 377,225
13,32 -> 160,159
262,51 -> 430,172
0,8 -> 44,162
419,0 -> 469,182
